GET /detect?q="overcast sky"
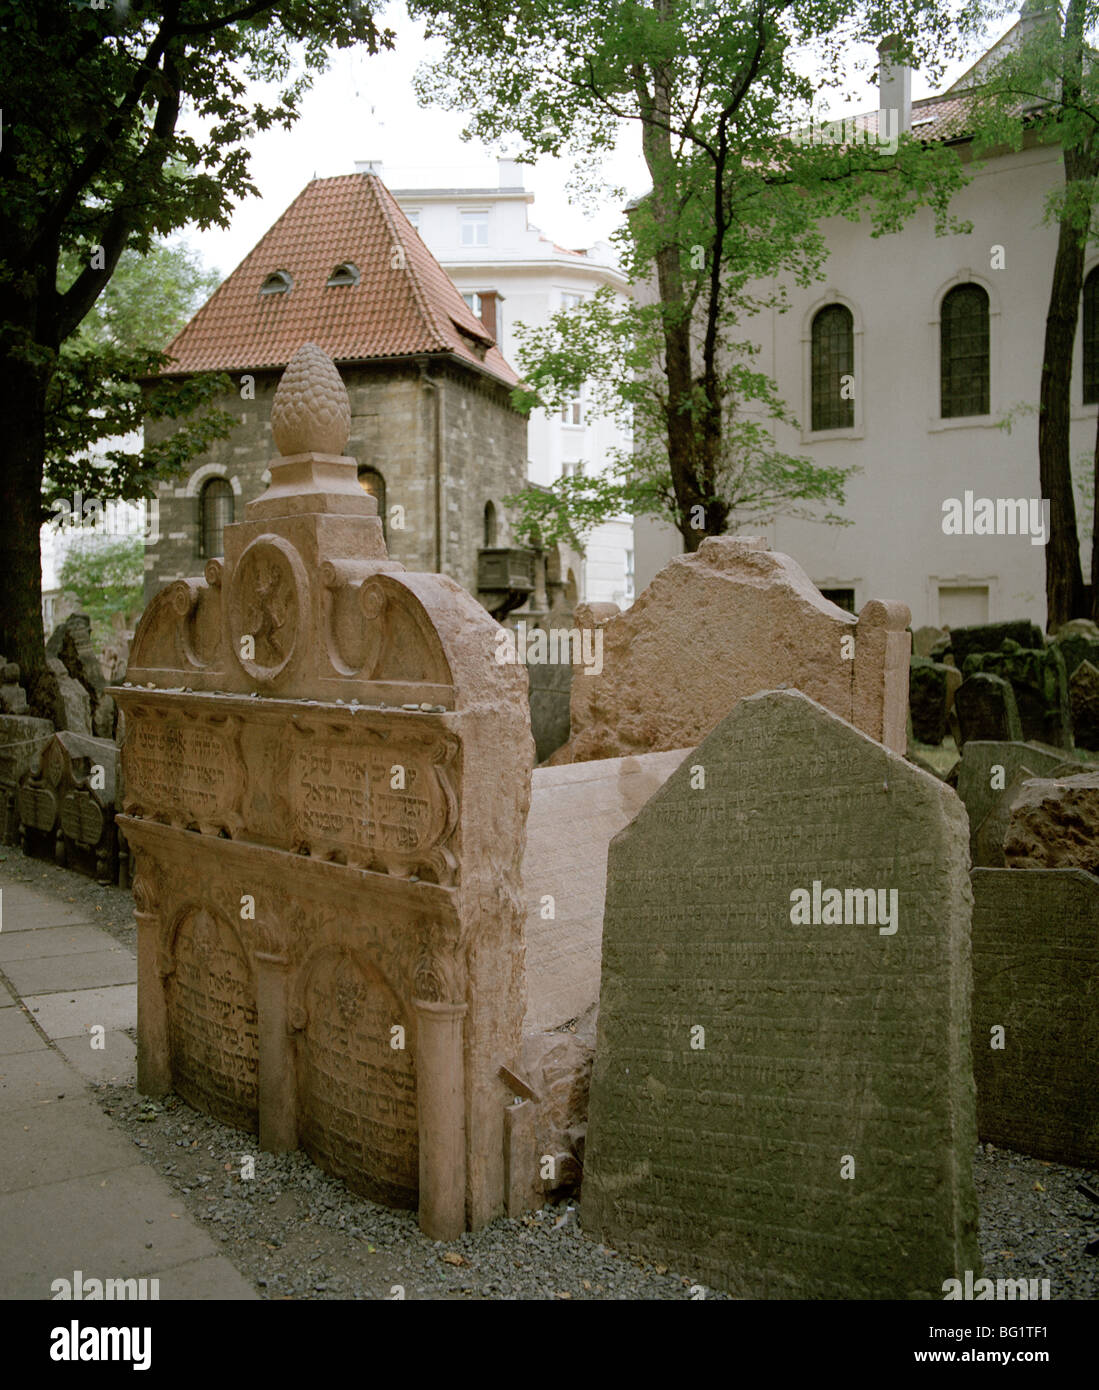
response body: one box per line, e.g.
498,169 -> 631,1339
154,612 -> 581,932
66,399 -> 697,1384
181,3 -> 1004,283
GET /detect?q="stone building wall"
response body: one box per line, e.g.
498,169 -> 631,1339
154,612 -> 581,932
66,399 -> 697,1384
143,360 -> 527,604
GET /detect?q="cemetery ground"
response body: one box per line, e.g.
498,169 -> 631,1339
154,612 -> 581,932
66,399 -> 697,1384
2,847 -> 1097,1302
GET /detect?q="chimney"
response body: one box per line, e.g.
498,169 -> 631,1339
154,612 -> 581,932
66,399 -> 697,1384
497,157 -> 523,189
478,290 -> 502,341
877,37 -> 911,135
355,159 -> 384,177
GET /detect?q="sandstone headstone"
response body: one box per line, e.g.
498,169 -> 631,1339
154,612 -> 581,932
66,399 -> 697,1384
962,641 -> 1072,750
972,868 -> 1099,1166
522,748 -> 689,1033
550,537 -> 911,764
1069,659 -> 1099,751
949,620 -> 1044,671
1004,772 -> 1099,874
909,657 -> 952,744
912,625 -> 946,659
582,690 -> 979,1298
111,343 -> 532,1240
955,740 -> 1069,864
0,714 -> 54,844
954,672 -> 1022,745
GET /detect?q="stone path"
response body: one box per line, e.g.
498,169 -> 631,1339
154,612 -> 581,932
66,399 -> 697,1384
0,867 -> 255,1300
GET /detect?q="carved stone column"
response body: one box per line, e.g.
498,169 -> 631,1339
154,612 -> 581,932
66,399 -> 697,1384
133,865 -> 171,1096
255,952 -> 297,1152
412,996 -> 468,1241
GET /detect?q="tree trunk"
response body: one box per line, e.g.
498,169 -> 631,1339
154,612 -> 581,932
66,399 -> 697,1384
1039,151 -> 1093,629
1092,401 -> 1099,622
0,344 -> 51,703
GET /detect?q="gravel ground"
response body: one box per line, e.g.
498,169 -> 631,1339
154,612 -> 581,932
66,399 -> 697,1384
6,849 -> 1098,1300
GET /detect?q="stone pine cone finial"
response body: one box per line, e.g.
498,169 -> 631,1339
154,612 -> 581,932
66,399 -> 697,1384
270,342 -> 352,457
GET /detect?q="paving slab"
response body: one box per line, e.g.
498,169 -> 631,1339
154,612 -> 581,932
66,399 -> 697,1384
0,1046 -> 80,1107
0,1096 -> 142,1194
148,1253 -> 258,1301
0,1165 -> 224,1299
0,891 -> 98,932
23,984 -> 136,1040
0,1007 -> 47,1056
0,923 -> 123,963
56,1030 -> 136,1085
5,948 -> 136,996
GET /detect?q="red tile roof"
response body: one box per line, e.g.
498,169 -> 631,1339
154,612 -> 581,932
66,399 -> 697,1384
162,173 -> 518,386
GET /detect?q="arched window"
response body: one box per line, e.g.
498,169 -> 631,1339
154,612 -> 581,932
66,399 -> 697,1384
357,466 -> 386,539
326,263 -> 360,288
940,283 -> 990,418
483,500 -> 498,547
199,478 -> 233,558
1083,267 -> 1099,405
259,270 -> 293,295
810,304 -> 854,431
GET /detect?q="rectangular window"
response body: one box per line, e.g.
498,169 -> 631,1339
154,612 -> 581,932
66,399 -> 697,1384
462,291 -> 483,318
460,211 -> 489,246
819,586 -> 856,614
561,291 -> 583,311
939,584 -> 989,628
405,209 -> 421,230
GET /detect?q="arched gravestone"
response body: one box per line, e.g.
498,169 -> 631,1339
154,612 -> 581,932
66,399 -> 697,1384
111,344 -> 532,1239
582,689 -> 979,1299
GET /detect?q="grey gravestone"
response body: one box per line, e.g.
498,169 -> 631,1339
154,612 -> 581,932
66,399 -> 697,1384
949,620 -> 1044,671
954,672 -> 1022,746
909,657 -> 951,744
955,741 -> 1069,865
972,868 -> 1099,1167
1069,660 -> 1099,750
527,658 -> 572,764
962,642 -> 1072,751
582,689 -> 979,1299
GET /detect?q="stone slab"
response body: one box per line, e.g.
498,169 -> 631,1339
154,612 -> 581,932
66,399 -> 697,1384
0,1096 -> 142,1194
23,984 -> 136,1041
582,689 -> 979,1299
955,741 -> 1068,863
4,947 -> 137,996
0,1007 -> 47,1055
56,1030 -> 137,1085
522,749 -> 689,1032
0,922 -> 120,963
971,868 -> 1099,1166
149,1254 -> 258,1301
0,1046 -> 84,1107
550,536 -> 911,763
0,1165 -> 219,1299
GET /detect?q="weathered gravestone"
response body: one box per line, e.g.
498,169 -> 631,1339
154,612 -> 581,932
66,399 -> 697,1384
971,869 -> 1099,1166
1004,772 -> 1099,874
1069,660 -> 1099,750
19,732 -> 124,882
954,672 -> 1023,746
955,741 -> 1071,867
962,641 -> 1073,751
0,713 -> 53,844
111,344 -> 532,1239
948,620 -> 1044,671
549,537 -> 911,764
909,657 -> 953,744
582,690 -> 979,1299
1051,618 -> 1099,681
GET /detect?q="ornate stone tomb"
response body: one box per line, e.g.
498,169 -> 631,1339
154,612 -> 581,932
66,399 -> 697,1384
112,344 -> 532,1238
582,689 -> 979,1298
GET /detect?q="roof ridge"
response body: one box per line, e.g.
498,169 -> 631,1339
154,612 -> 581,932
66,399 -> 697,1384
366,174 -> 450,353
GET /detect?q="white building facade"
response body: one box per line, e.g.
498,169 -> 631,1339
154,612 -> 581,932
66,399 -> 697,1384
389,159 -> 635,608
635,17 -> 1095,631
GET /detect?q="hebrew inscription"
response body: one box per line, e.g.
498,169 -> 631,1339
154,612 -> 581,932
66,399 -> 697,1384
126,718 -> 240,828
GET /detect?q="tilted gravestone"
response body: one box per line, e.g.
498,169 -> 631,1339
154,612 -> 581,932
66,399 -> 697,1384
954,672 -> 1022,746
962,641 -> 1073,751
955,740 -> 1071,867
971,869 -> 1099,1166
582,690 -> 979,1299
111,345 -> 532,1239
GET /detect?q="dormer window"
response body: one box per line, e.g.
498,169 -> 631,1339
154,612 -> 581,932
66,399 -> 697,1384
259,270 -> 292,295
326,263 -> 360,288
